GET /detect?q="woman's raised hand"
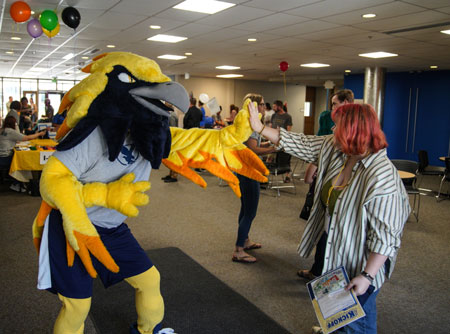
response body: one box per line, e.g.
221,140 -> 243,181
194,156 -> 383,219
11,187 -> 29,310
248,100 -> 263,133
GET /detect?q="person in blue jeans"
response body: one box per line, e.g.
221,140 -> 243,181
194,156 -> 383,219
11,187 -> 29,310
232,93 -> 276,263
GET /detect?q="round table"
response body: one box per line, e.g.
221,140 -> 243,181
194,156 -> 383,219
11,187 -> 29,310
398,170 -> 415,180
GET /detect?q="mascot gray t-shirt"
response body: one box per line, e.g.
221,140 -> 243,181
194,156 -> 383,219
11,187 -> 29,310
54,126 -> 151,229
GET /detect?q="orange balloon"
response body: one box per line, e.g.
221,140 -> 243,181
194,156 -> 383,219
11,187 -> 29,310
10,1 -> 31,23
43,23 -> 60,38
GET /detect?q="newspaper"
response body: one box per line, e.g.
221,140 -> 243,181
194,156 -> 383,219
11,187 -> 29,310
307,266 -> 366,333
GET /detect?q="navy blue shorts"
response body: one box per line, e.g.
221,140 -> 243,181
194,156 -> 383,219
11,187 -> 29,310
47,210 -> 153,299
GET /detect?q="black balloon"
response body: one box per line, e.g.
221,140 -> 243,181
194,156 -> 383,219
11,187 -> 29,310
61,7 -> 80,29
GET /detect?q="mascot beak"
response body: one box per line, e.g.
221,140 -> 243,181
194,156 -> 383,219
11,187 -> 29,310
129,81 -> 189,117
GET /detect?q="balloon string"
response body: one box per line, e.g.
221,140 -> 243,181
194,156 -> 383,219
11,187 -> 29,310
283,72 -> 287,98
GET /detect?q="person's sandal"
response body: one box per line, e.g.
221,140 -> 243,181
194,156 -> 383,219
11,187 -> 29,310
297,269 -> 316,280
232,254 -> 257,263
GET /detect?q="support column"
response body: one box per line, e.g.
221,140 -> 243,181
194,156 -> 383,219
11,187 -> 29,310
364,67 -> 386,126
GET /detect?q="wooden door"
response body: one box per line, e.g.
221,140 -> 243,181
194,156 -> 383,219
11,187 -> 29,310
304,86 -> 316,135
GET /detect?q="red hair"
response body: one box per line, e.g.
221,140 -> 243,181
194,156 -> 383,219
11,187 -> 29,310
331,103 -> 387,155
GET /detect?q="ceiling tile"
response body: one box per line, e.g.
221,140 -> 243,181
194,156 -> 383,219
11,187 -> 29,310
436,6 -> 450,14
244,0 -> 322,12
299,26 -> 369,41
353,10 -> 450,31
196,5 -> 273,27
91,11 -> 148,30
323,31 -> 393,46
287,0 -> 393,19
165,23 -> 223,38
110,0 -> 180,15
320,2 -> 425,25
189,28 -> 251,42
233,13 -> 309,32
401,0 -> 450,9
268,20 -> 338,37
112,17 -> 187,43
154,8 -> 210,23
67,0 -> 121,10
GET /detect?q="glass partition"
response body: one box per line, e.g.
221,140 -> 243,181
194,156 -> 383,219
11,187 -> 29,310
39,79 -> 56,91
3,78 -> 20,117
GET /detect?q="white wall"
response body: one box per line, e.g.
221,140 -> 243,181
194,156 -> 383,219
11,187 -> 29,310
176,75 -> 307,133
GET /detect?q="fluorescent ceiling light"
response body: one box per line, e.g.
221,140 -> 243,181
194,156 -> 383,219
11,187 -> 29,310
150,25 -> 161,29
28,67 -> 48,72
301,63 -> 330,68
106,45 -> 115,48
216,74 -> 243,78
185,52 -> 193,56
63,53 -> 75,60
430,65 -> 438,69
157,54 -> 187,60
173,0 -> 236,14
147,34 -> 187,43
440,29 -> 450,35
345,69 -> 351,73
81,56 -> 89,60
362,13 -> 376,18
5,51 -> 14,54
11,37 -> 21,40
216,65 -> 241,70
359,51 -> 398,58
248,38 -> 257,42
31,11 -> 35,14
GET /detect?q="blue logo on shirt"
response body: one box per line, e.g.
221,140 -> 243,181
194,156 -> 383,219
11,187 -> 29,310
117,144 -> 139,166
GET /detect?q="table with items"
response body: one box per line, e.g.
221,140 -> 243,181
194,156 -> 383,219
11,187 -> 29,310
9,139 -> 57,182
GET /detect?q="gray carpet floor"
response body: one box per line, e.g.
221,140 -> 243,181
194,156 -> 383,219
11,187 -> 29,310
0,159 -> 449,334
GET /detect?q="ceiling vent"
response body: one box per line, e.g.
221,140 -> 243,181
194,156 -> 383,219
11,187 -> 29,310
384,21 -> 450,34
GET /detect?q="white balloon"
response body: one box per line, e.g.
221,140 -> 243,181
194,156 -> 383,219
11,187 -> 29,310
199,93 -> 209,103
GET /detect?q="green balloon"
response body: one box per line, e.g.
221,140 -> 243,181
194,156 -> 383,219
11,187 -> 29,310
40,10 -> 58,31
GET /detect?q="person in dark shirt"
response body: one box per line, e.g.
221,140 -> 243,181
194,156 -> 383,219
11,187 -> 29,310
183,97 -> 203,129
45,98 -> 54,122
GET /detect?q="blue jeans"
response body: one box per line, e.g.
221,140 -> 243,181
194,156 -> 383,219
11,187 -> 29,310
236,174 -> 260,247
335,289 -> 379,334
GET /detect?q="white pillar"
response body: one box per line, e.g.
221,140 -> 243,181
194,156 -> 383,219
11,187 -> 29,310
364,67 -> 386,126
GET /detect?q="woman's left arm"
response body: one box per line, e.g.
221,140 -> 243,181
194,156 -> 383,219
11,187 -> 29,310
348,189 -> 410,295
346,252 -> 387,296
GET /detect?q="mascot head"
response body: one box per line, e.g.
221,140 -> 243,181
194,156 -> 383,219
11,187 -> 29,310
56,52 -> 189,168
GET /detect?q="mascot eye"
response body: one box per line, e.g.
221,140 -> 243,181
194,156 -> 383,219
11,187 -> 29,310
118,72 -> 136,83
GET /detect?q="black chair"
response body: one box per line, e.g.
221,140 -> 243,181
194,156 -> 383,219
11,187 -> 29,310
391,159 -> 420,222
0,156 -> 13,184
418,150 -> 445,178
437,157 -> 450,202
266,151 -> 296,196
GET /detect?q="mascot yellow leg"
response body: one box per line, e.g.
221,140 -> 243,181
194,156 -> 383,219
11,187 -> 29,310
125,266 -> 164,334
54,294 -> 91,334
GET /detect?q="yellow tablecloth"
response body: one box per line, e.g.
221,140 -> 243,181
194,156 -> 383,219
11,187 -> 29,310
9,139 -> 57,182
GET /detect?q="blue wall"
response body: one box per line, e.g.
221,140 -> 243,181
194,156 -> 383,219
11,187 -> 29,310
345,71 -> 450,164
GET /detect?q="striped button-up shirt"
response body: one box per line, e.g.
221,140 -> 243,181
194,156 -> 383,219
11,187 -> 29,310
279,128 -> 411,290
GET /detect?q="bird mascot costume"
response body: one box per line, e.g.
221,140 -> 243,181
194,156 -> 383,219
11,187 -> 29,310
31,52 -> 268,334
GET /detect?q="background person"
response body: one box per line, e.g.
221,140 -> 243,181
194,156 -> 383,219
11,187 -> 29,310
6,100 -> 21,132
45,98 -> 54,122
0,116 -> 47,192
232,94 -> 276,263
271,100 -> 293,182
182,97 -> 202,130
249,102 -> 410,334
6,96 -> 13,113
30,97 -> 38,123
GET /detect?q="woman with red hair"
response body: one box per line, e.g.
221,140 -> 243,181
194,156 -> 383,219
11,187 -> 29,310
249,102 -> 410,334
